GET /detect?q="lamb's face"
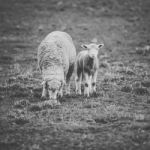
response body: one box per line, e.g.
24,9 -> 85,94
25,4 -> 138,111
81,43 -> 104,58
47,80 -> 63,100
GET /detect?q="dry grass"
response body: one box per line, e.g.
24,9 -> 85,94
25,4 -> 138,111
1,53 -> 150,149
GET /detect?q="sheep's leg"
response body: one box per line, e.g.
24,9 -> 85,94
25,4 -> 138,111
42,88 -> 47,98
75,72 -> 82,95
89,75 -> 92,95
66,64 -> 74,95
75,76 -> 78,94
41,83 -> 47,99
58,86 -> 63,98
75,65 -> 82,95
91,71 -> 98,94
66,83 -> 70,95
84,73 -> 90,97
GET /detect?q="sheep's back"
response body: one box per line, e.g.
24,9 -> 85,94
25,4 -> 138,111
38,31 -> 76,73
46,31 -> 76,66
38,39 -> 63,71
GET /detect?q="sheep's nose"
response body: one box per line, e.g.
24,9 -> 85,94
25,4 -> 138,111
91,55 -> 95,58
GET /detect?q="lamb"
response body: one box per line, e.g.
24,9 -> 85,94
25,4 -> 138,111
38,31 -> 76,102
75,43 -> 104,97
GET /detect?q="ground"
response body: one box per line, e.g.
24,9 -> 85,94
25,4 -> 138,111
0,0 -> 150,150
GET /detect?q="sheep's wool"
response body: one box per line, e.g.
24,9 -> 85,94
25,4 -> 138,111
38,31 -> 76,90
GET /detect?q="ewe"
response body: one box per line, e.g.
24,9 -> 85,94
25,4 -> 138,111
38,31 -> 76,103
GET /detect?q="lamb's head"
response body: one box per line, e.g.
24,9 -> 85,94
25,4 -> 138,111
81,43 -> 104,58
42,79 -> 63,100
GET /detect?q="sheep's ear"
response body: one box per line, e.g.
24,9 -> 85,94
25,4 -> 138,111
98,44 -> 104,49
41,81 -> 46,85
81,44 -> 88,49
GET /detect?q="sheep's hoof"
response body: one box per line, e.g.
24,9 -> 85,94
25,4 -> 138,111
41,96 -> 46,100
65,90 -> 70,96
51,99 -> 61,105
84,94 -> 90,98
76,90 -> 81,95
56,100 -> 61,106
52,99 -> 58,104
78,92 -> 82,95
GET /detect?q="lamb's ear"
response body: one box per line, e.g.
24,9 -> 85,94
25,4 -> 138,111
41,80 -> 46,85
81,44 -> 88,49
98,44 -> 104,49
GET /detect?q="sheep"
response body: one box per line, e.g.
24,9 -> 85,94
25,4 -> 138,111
38,31 -> 76,102
75,43 -> 104,97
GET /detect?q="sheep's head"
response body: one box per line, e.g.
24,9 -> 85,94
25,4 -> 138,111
81,43 -> 104,58
42,79 -> 63,100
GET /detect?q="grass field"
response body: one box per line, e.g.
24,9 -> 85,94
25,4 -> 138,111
0,0 -> 150,149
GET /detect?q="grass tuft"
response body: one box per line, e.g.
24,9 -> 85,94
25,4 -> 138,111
141,81 -> 150,88
133,87 -> 149,95
14,117 -> 29,125
29,104 -> 42,112
14,99 -> 30,109
121,85 -> 132,93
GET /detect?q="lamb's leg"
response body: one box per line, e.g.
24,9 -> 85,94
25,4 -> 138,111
75,65 -> 83,95
66,64 -> 74,95
75,72 -> 82,95
84,73 -> 91,97
91,70 -> 98,94
89,75 -> 92,95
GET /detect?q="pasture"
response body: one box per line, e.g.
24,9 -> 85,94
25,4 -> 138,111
0,0 -> 150,149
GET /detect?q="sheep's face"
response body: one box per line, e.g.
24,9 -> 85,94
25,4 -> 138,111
81,43 -> 104,58
45,79 -> 63,100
